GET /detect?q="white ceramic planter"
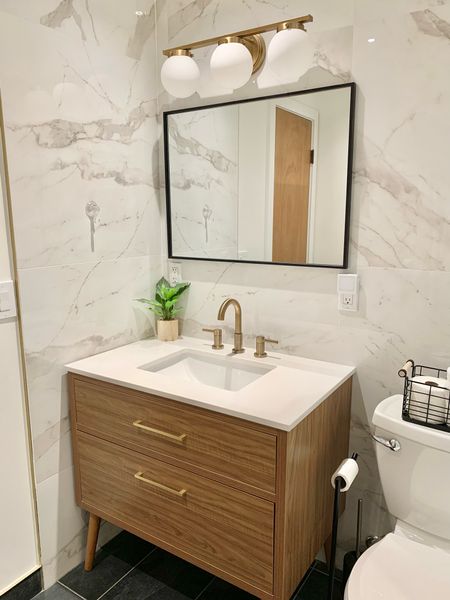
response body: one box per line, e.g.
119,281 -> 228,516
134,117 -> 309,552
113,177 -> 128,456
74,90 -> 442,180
157,319 -> 179,342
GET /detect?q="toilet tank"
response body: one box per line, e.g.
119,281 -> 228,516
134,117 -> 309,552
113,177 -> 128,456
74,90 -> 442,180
372,395 -> 450,541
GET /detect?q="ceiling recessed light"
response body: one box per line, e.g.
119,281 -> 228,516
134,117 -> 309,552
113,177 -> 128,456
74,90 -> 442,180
368,37 -> 376,44
135,10 -> 145,16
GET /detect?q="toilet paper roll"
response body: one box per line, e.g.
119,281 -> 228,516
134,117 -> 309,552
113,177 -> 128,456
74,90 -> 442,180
331,458 -> 359,492
409,375 -> 449,425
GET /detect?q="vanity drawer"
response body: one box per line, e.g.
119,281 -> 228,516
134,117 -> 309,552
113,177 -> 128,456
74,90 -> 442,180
72,376 -> 277,494
78,432 -> 274,594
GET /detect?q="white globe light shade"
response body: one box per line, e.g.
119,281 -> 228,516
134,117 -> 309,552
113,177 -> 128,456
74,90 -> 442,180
210,42 -> 253,90
267,28 -> 313,82
161,54 -> 200,98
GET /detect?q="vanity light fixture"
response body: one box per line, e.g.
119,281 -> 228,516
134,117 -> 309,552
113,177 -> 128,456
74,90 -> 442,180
267,22 -> 314,83
161,49 -> 201,99
161,14 -> 313,98
210,37 -> 254,90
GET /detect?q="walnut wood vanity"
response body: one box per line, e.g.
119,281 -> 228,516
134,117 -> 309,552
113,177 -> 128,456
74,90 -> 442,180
69,372 -> 352,600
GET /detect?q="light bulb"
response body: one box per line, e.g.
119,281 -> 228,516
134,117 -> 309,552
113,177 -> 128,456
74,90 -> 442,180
210,40 -> 253,90
267,27 -> 313,82
161,52 -> 200,98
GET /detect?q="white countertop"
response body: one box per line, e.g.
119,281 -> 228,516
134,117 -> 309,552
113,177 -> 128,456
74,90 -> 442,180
65,336 -> 355,431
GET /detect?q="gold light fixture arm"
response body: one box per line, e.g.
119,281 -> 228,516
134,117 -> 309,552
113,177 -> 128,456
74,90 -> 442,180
162,14 -> 313,58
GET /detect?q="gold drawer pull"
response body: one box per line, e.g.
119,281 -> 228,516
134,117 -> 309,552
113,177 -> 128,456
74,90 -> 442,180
134,471 -> 187,497
132,420 -> 187,443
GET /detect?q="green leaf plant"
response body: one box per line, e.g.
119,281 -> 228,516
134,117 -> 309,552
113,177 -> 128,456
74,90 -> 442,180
136,277 -> 190,321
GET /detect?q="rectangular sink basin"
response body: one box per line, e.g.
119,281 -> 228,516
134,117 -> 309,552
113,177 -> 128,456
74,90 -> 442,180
139,349 -> 275,392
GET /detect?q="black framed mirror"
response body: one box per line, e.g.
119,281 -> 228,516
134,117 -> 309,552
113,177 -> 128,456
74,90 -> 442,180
164,82 -> 355,268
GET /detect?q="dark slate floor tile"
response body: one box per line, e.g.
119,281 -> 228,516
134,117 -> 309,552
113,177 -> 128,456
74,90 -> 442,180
139,549 -> 213,599
99,563 -> 166,600
149,587 -> 209,600
3,569 -> 42,600
34,583 -> 81,599
197,577 -> 257,599
102,548 -> 213,600
314,561 -> 343,581
59,554 -> 132,600
101,532 -> 155,564
59,532 -> 154,600
295,569 -> 343,600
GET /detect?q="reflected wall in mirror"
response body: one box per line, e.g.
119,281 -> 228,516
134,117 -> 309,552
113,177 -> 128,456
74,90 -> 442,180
164,83 -> 355,268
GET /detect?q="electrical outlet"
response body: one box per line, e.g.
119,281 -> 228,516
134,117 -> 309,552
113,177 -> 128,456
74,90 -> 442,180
337,274 -> 359,312
168,261 -> 182,286
343,294 -> 354,306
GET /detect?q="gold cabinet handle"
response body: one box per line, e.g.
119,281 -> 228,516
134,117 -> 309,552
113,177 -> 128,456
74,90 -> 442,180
132,420 -> 187,443
134,472 -> 187,497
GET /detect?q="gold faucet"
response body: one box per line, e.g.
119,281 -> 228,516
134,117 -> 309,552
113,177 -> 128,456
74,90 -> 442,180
217,298 -> 244,354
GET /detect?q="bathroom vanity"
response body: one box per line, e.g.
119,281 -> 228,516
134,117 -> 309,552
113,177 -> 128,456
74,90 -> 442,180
67,338 -> 354,600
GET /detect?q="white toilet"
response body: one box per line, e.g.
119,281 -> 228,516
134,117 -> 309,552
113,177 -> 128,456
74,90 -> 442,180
345,394 -> 450,599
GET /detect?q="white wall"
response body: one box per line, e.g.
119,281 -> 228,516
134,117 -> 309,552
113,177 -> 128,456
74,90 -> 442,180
0,136 -> 39,594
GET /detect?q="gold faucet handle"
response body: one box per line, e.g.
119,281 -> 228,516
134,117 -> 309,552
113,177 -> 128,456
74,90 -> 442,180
202,327 -> 224,350
254,335 -> 279,358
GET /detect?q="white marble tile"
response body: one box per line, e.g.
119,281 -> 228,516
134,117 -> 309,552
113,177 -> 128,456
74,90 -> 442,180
36,465 -> 120,586
0,10 -> 161,270
354,0 -> 450,25
36,466 -> 86,586
165,0 -> 354,46
351,3 -> 450,271
0,0 -> 156,61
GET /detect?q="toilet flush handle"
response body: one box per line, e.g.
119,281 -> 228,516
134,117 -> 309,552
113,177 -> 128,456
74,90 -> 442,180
371,434 -> 401,452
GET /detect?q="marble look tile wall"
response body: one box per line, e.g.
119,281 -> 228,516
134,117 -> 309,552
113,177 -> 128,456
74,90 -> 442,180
156,0 -> 450,559
0,1 -> 161,587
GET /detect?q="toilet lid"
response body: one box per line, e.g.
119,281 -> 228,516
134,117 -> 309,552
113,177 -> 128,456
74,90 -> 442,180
345,533 -> 450,600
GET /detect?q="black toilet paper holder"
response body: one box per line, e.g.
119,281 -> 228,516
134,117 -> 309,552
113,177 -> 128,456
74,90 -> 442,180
327,452 -> 358,600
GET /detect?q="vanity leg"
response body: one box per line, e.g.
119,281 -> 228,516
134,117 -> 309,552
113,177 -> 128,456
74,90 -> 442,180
84,513 -> 101,571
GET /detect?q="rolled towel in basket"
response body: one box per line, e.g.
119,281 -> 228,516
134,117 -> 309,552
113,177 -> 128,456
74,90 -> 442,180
409,375 -> 449,425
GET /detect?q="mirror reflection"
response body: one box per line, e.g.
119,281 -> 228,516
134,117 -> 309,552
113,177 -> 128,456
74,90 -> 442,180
165,83 -> 354,267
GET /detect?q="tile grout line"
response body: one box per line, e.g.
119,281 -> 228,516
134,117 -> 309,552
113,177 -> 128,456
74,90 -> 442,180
193,576 -> 216,600
95,547 -> 157,600
57,580 -> 87,600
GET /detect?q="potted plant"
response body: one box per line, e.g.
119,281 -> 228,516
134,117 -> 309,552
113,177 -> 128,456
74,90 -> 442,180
137,277 -> 190,342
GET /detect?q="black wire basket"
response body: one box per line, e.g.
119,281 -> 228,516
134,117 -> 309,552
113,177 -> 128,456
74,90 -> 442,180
399,359 -> 450,432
